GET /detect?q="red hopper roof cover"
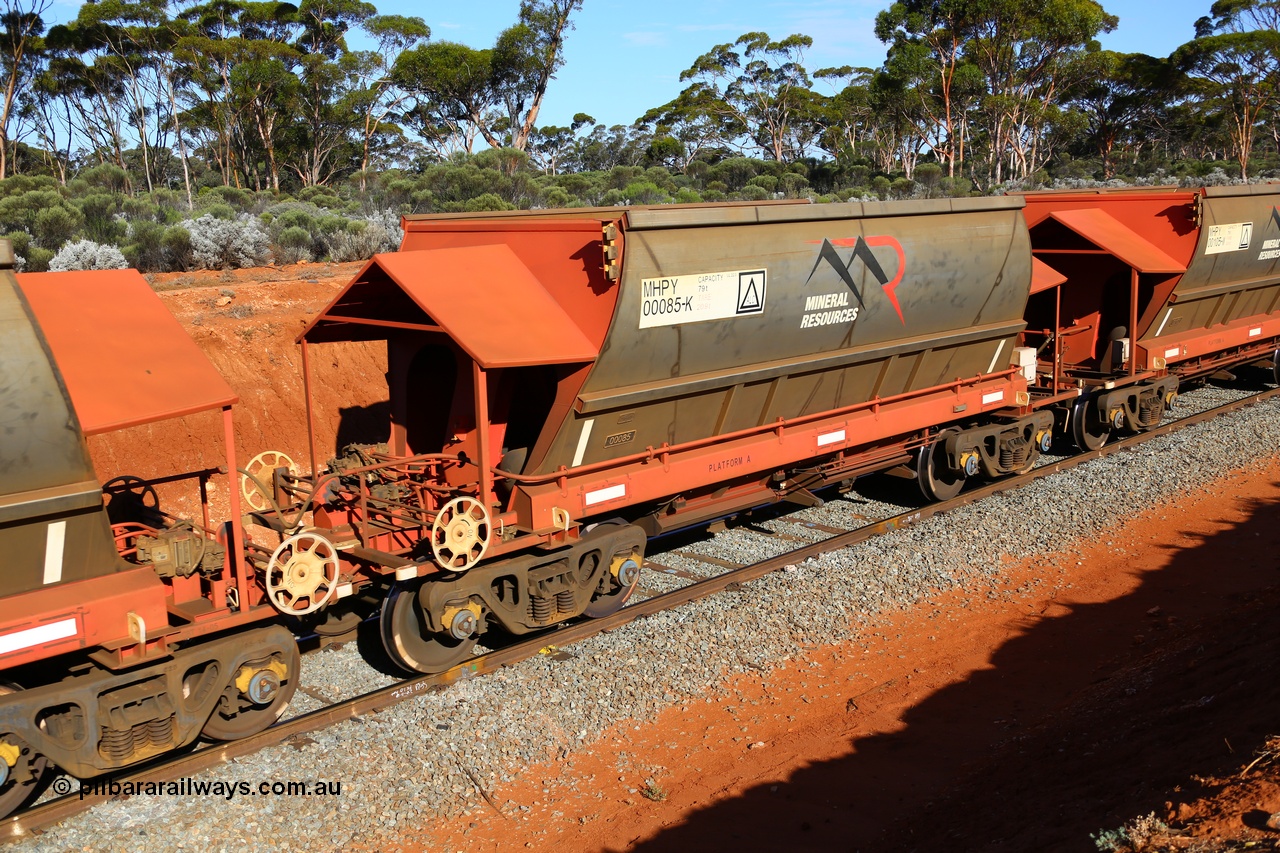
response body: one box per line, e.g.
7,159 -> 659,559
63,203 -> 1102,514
301,245 -> 599,368
1043,208 -> 1186,273
16,269 -> 237,435
1029,257 -> 1068,294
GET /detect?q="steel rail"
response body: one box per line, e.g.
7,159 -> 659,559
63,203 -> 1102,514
6,385 -> 1278,843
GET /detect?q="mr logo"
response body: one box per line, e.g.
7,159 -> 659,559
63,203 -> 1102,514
805,236 -> 907,324
736,270 -> 766,315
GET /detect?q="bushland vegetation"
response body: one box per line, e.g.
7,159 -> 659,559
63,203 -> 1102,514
1,0 -> 1276,271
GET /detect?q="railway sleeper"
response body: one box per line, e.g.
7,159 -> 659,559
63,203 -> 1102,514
418,522 -> 647,637
0,625 -> 297,781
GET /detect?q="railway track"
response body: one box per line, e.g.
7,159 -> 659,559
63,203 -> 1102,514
7,383 -> 1279,843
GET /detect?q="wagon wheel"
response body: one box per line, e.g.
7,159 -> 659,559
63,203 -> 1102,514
241,449 -> 298,514
201,644 -> 300,742
265,531 -> 339,616
1273,347 -> 1280,386
916,430 -> 964,502
0,683 -> 52,820
1070,396 -> 1110,451
430,497 -> 492,572
380,582 -> 477,674
103,475 -> 162,526
584,551 -> 643,618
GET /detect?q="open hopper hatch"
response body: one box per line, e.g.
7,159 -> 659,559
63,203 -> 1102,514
1024,204 -> 1190,378
300,245 -> 601,507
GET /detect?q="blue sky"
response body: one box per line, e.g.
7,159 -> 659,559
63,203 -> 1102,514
367,0 -> 1212,129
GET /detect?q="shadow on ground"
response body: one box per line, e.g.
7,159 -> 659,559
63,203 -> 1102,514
615,485 -> 1280,852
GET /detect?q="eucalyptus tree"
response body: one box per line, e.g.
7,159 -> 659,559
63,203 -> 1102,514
289,0 -> 376,187
962,0 -> 1117,184
868,64 -> 930,176
666,31 -> 818,162
0,0 -> 50,178
341,14 -> 428,190
1175,0 -> 1280,179
178,0 -> 300,191
394,0 -> 582,153
811,66 -> 882,166
47,0 -> 187,194
875,0 -> 986,176
637,84 -> 745,172
1068,51 -> 1171,178
527,111 -> 594,174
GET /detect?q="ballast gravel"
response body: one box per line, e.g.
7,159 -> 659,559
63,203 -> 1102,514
17,378 -> 1280,853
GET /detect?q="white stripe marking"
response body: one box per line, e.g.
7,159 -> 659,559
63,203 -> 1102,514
585,484 -> 626,506
1164,347 -> 1181,358
982,390 -> 1005,406
572,419 -> 595,467
43,521 -> 66,585
986,340 -> 1006,375
1249,326 -> 1262,337
1154,308 -> 1173,337
0,618 -> 77,656
817,429 -> 846,447
336,583 -> 353,599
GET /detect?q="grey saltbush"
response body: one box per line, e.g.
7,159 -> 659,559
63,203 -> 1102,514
324,210 -> 400,263
47,239 -> 129,272
185,213 -> 271,269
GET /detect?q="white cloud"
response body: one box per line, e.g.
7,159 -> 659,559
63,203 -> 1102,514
624,31 -> 669,47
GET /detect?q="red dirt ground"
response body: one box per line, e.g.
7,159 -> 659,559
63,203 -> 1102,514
96,264 -> 1280,852
415,460 -> 1280,853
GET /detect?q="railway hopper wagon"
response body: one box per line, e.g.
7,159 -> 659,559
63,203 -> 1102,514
0,253 -> 298,818
272,198 -> 1056,674
1018,185 -> 1280,449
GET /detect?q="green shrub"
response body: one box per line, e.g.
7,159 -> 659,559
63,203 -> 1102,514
274,225 -> 314,264
606,165 -> 644,190
270,207 -> 319,235
779,173 -> 810,198
708,157 -> 761,191
462,193 -> 514,212
121,197 -> 161,221
199,202 -> 237,220
201,185 -> 252,210
34,205 -> 82,249
162,226 -> 193,270
24,246 -> 54,272
78,163 -> 129,193
296,186 -> 342,208
5,229 -> 30,257
620,180 -> 670,205
75,193 -> 126,244
539,186 -> 573,208
0,174 -> 58,198
940,176 -> 974,197
123,220 -> 165,271
314,214 -> 349,235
